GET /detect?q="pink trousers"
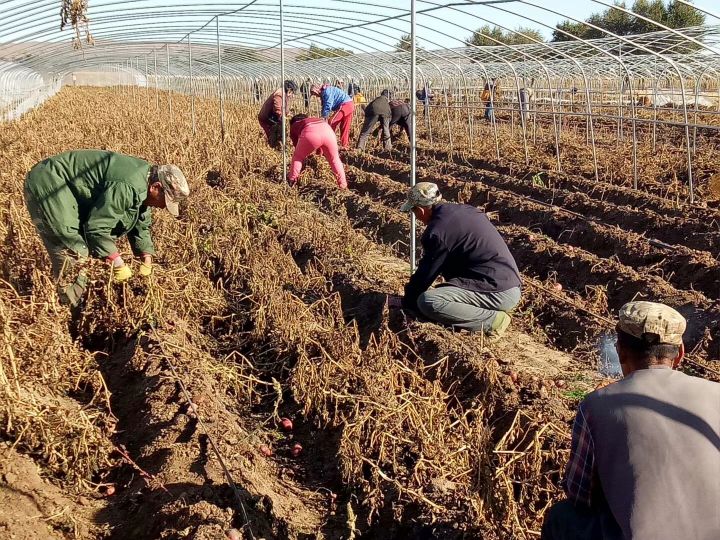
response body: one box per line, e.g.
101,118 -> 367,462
289,121 -> 347,188
329,100 -> 355,148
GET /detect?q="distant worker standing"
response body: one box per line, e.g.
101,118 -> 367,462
24,150 -> 190,307
542,301 -> 720,540
311,83 -> 355,148
390,182 -> 521,337
300,78 -> 312,110
258,79 -> 297,148
357,90 -> 392,151
519,87 -> 532,124
288,114 -> 347,189
481,78 -> 498,122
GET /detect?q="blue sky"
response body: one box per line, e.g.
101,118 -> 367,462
1,0 -> 718,52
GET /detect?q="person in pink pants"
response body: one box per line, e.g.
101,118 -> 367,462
288,114 -> 347,189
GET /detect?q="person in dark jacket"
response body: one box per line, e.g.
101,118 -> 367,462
542,301 -> 720,540
389,99 -> 412,142
299,78 -> 312,109
371,99 -> 412,146
391,182 -> 521,336
357,89 -> 392,151
24,150 -> 190,307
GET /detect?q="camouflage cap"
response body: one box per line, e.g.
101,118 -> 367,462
617,301 -> 686,346
400,182 -> 442,212
157,164 -> 190,217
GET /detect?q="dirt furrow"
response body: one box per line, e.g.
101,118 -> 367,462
345,152 -> 720,301
352,149 -> 720,255
329,164 -> 716,356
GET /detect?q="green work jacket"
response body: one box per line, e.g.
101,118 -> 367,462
25,150 -> 155,258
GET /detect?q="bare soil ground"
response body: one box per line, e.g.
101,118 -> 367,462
0,87 -> 717,540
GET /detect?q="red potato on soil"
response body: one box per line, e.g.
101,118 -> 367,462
553,283 -> 563,292
291,443 -> 303,457
259,444 -> 273,457
103,484 -> 115,496
279,417 -> 293,432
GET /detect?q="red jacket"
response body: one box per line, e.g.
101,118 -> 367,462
289,117 -> 326,146
258,89 -> 291,121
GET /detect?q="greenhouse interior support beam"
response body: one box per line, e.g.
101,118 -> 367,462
280,0 -> 287,186
188,34 -> 195,134
410,0 -> 417,274
216,15 -> 225,140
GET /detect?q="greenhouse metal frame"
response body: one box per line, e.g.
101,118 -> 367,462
2,0 -> 720,209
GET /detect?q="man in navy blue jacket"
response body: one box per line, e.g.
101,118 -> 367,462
393,182 -> 522,337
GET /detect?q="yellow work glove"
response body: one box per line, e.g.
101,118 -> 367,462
139,262 -> 153,277
113,264 -> 133,283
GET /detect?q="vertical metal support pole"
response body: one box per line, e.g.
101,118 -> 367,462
280,0 -> 287,184
154,49 -> 159,111
410,0 -> 417,273
188,34 -> 196,134
166,44 -> 173,122
144,56 -> 150,108
132,58 -> 137,105
216,15 -> 225,140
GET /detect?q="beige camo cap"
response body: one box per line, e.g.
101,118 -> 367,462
618,301 -> 686,345
400,182 -> 442,212
157,165 -> 190,217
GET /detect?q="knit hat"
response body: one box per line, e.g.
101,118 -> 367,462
400,182 -> 442,212
617,301 -> 686,346
157,164 -> 190,217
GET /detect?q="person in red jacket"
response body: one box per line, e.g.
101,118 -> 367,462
288,114 -> 347,189
258,80 -> 297,147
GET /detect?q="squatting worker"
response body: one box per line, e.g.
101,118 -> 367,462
391,182 -> 521,337
542,301 -> 720,540
357,89 -> 392,151
310,83 -> 354,148
258,79 -> 297,148
288,114 -> 347,189
24,150 -> 190,307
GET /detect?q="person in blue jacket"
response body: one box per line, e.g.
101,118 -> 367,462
310,83 -> 355,148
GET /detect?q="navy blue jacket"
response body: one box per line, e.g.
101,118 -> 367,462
403,203 -> 521,308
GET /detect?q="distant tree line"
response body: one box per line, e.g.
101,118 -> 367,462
460,0 -> 704,48
552,0 -> 705,41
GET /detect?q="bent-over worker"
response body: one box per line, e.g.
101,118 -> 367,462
24,150 -> 190,307
258,79 -> 297,148
542,301 -> 720,540
311,83 -> 354,148
288,114 -> 347,189
388,99 -> 412,143
357,89 -> 392,151
393,182 -> 521,337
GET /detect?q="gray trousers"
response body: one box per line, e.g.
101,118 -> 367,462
357,114 -> 391,150
416,285 -> 521,332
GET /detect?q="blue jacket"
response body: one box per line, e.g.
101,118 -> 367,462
321,85 -> 352,118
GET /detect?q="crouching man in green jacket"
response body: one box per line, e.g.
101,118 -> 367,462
24,149 -> 190,307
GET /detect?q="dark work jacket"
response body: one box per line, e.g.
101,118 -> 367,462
363,95 -> 391,118
403,203 -> 521,309
389,101 -> 410,125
